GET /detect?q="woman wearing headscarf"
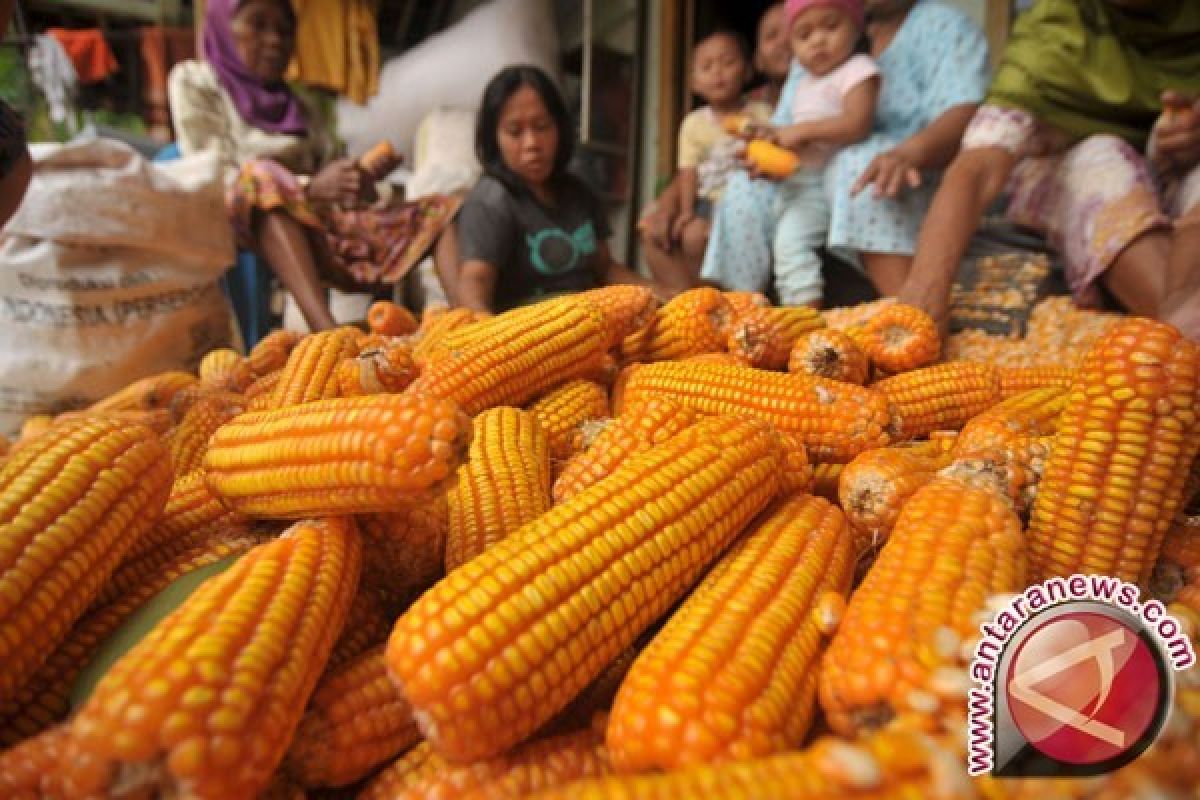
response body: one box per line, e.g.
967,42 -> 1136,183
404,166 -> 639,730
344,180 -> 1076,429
168,0 -> 461,332
900,0 -> 1200,337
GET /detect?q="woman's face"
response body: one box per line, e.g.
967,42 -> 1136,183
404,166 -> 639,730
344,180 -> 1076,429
230,0 -> 296,83
497,85 -> 560,188
755,4 -> 793,81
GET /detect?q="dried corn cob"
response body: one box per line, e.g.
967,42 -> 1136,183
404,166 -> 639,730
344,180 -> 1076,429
952,387 -> 1066,456
548,640 -> 648,737
575,285 -> 659,349
778,431 -> 815,494
608,494 -> 853,769
838,443 -> 954,556
198,348 -> 255,391
721,291 -> 770,325
1028,318 -> 1200,586
941,435 -> 1054,517
811,462 -> 843,501
368,300 -> 420,336
359,742 -> 445,800
387,416 -> 784,761
620,287 -> 733,363
528,380 -> 611,464
271,327 -> 362,407
726,305 -> 825,370
246,370 -> 283,411
88,370 -> 197,413
874,361 -> 1002,440
51,407 -> 174,435
285,644 -> 420,788
360,497 -> 448,615
58,517 -> 361,799
788,328 -> 870,384
997,365 -> 1076,398
682,352 -> 745,367
553,396 -> 697,503
247,329 -> 304,376
0,418 -> 172,706
168,384 -> 245,424
336,340 -> 419,397
163,392 -> 245,477
446,407 -> 552,570
204,392 -> 471,518
326,584 -> 393,672
18,414 -> 54,441
1151,517 -> 1200,603
617,361 -> 891,462
122,469 -> 247,564
413,307 -> 481,361
819,476 -> 1026,735
821,298 -> 897,331
0,530 -> 272,745
0,725 -> 71,799
858,303 -> 940,373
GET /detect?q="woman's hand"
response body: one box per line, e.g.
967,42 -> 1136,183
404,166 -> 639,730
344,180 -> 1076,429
642,203 -> 677,252
1153,91 -> 1200,174
670,211 -> 696,243
852,148 -> 922,198
307,158 -> 377,208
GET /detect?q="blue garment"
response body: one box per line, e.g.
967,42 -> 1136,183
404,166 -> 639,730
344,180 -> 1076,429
773,171 -> 828,305
700,1 -> 990,296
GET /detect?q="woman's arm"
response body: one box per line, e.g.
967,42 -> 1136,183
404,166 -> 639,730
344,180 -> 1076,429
852,103 -> 979,199
455,259 -> 498,313
774,78 -> 879,151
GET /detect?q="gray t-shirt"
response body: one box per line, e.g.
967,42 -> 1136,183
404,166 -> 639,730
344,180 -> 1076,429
457,174 -> 612,311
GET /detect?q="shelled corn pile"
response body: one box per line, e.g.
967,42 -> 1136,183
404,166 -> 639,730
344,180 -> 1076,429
0,287 -> 1197,799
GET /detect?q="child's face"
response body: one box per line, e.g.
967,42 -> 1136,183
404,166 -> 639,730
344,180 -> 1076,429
790,5 -> 859,77
755,5 -> 793,82
691,34 -> 749,107
496,85 -> 559,188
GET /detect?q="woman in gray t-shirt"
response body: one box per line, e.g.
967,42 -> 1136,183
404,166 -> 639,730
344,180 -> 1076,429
449,65 -> 656,312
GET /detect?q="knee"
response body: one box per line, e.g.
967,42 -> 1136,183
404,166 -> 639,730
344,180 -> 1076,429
1072,134 -> 1141,164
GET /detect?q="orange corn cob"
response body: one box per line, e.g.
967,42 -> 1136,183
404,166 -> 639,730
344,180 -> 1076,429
368,300 -> 420,336
198,347 -> 255,391
528,380 -> 611,464
51,407 -> 174,435
941,435 -> 1054,516
88,370 -> 197,413
575,285 -> 659,349
359,741 -> 445,800
553,396 -> 697,503
163,392 -> 245,477
838,443 -> 954,556
682,352 -> 745,367
122,469 -> 248,564
778,431 -> 815,494
997,365 -> 1076,398
327,584 -> 394,672
620,287 -> 733,363
0,418 -> 172,706
617,361 -> 891,462
391,721 -> 611,800
413,307 -> 481,361
0,725 -> 71,799
608,494 -> 853,769
245,370 -> 283,411
387,416 -> 784,761
359,498 -> 449,615
726,305 -> 825,370
336,340 -> 419,397
203,393 -> 471,518
952,386 -> 1066,456
857,303 -> 940,373
721,291 -> 770,325
168,384 -> 245,425
58,517 -> 361,799
874,361 -> 1002,440
271,327 -> 362,408
821,298 -> 897,331
409,298 -> 615,415
811,462 -> 843,500
247,329 -> 304,376
744,139 -> 799,178
1163,518 -> 1200,570
1028,318 -> 1200,586
446,407 -> 552,570
819,475 -> 1026,735
285,644 -> 420,788
0,530 -> 272,745
548,641 -> 648,736
788,328 -> 870,384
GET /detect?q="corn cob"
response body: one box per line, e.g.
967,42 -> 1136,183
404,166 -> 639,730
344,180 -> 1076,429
336,340 -> 420,397
271,327 -> 363,408
940,435 -> 1054,517
1028,318 -> 1200,586
528,380 -> 611,464
838,443 -> 955,556
203,392 -> 471,518
1150,518 -> 1200,603
446,407 -> 552,571
857,303 -> 940,373
168,383 -> 245,424
620,287 -> 733,363
0,418 -> 172,706
811,462 -> 843,501
408,298 -> 614,415
721,291 -> 769,324
88,370 -> 197,413
0,725 -> 71,799
778,431 -> 815,494
198,347 -> 255,391
0,530 -> 272,745
997,365 -> 1076,398
245,369 -> 283,411
608,494 -> 852,769
368,300 -> 420,336
874,361 -> 1002,440
327,584 -> 393,672
247,329 -> 304,376
360,497 -> 449,615
391,720 -> 611,800
821,297 -> 897,331
387,416 -> 784,761
681,352 -> 746,367
284,644 -> 420,788
575,285 -> 659,349
726,305 -> 825,370
819,475 -> 1026,735
122,469 -> 248,564
51,407 -> 174,435
617,361 -> 891,462
788,328 -> 870,384
413,307 -> 481,361
552,396 -> 697,503
163,392 -> 246,477
18,414 -> 54,441
359,742 -> 445,800
547,639 -> 649,736
58,517 -> 361,799
951,387 -> 1066,456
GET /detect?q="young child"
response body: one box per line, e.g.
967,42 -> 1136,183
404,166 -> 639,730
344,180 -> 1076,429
759,0 -> 879,307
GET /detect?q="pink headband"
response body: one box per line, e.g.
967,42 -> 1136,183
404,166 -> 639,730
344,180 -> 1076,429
784,0 -> 866,30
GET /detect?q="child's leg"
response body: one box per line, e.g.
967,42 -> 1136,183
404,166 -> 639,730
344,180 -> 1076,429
772,174 -> 829,307
679,217 -> 711,274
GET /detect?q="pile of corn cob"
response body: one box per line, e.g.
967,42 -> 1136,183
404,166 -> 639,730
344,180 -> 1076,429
0,286 -> 1198,799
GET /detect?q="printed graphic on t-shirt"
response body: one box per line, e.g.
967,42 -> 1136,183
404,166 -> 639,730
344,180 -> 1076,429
526,221 -> 597,275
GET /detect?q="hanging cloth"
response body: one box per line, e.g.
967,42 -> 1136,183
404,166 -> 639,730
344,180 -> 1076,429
286,0 -> 380,105
29,34 -> 78,124
46,28 -> 119,84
